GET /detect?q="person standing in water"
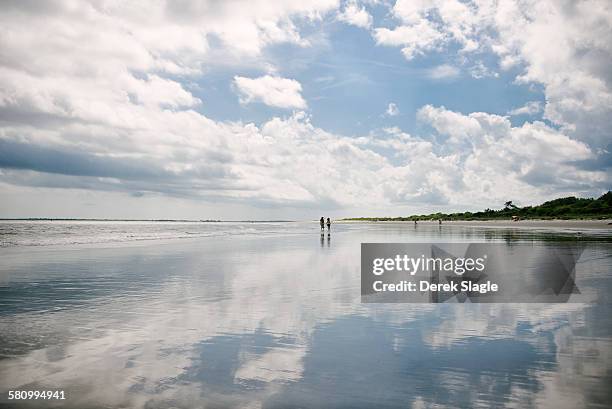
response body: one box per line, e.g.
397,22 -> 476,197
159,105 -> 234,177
326,217 -> 331,231
320,217 -> 325,230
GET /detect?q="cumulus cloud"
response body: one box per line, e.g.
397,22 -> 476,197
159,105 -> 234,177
508,101 -> 543,116
233,75 -> 307,109
371,0 -> 612,149
0,0 -> 338,77
415,105 -> 606,203
491,0 -> 612,148
2,98 -> 605,215
337,1 -> 373,28
0,0 -> 609,217
373,0 -> 489,59
0,0 -> 334,128
385,103 -> 400,116
468,61 -> 498,79
374,19 -> 445,60
427,64 -> 460,80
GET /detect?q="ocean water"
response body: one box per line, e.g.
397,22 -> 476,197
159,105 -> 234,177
0,221 -> 611,408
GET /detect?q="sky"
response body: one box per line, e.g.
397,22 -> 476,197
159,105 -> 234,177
0,0 -> 610,220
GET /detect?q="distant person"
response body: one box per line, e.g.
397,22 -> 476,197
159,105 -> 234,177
320,217 -> 325,230
326,217 -> 331,230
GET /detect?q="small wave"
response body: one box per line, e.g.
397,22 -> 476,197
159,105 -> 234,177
0,221 -> 315,248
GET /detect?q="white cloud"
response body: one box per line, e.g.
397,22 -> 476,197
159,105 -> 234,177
337,1 -> 373,28
374,19 -> 445,59
508,101 -> 543,116
415,105 -> 606,203
0,0 -> 340,78
468,61 -> 498,79
385,102 -> 400,116
427,64 -> 460,80
233,75 -> 307,109
4,96 -> 604,216
374,0 -> 491,59
491,0 -> 612,147
372,0 -> 612,148
0,0 -> 608,217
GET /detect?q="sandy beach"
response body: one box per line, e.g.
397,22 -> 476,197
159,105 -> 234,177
339,219 -> 612,229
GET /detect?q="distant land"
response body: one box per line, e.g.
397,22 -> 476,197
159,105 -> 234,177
344,191 -> 612,221
0,219 -> 294,223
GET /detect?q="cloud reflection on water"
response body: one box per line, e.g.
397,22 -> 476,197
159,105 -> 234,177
0,223 -> 610,408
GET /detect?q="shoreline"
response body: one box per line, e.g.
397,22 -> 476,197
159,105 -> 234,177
338,219 -> 612,229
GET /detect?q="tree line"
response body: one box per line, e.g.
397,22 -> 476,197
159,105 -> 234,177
344,191 -> 612,221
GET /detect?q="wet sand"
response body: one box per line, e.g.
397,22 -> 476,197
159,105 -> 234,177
0,221 -> 611,408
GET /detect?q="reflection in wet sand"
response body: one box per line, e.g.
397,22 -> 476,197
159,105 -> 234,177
0,222 -> 611,408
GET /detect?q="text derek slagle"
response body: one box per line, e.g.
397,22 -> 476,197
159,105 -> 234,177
372,280 -> 499,294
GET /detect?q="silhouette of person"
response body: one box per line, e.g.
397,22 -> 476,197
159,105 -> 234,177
326,217 -> 331,231
320,217 -> 325,230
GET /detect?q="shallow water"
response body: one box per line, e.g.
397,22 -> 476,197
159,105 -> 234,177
0,222 -> 611,408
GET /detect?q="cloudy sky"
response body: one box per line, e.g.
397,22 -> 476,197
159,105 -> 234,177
0,0 -> 610,219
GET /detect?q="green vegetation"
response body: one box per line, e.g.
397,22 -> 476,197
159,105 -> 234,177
344,191 -> 612,221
